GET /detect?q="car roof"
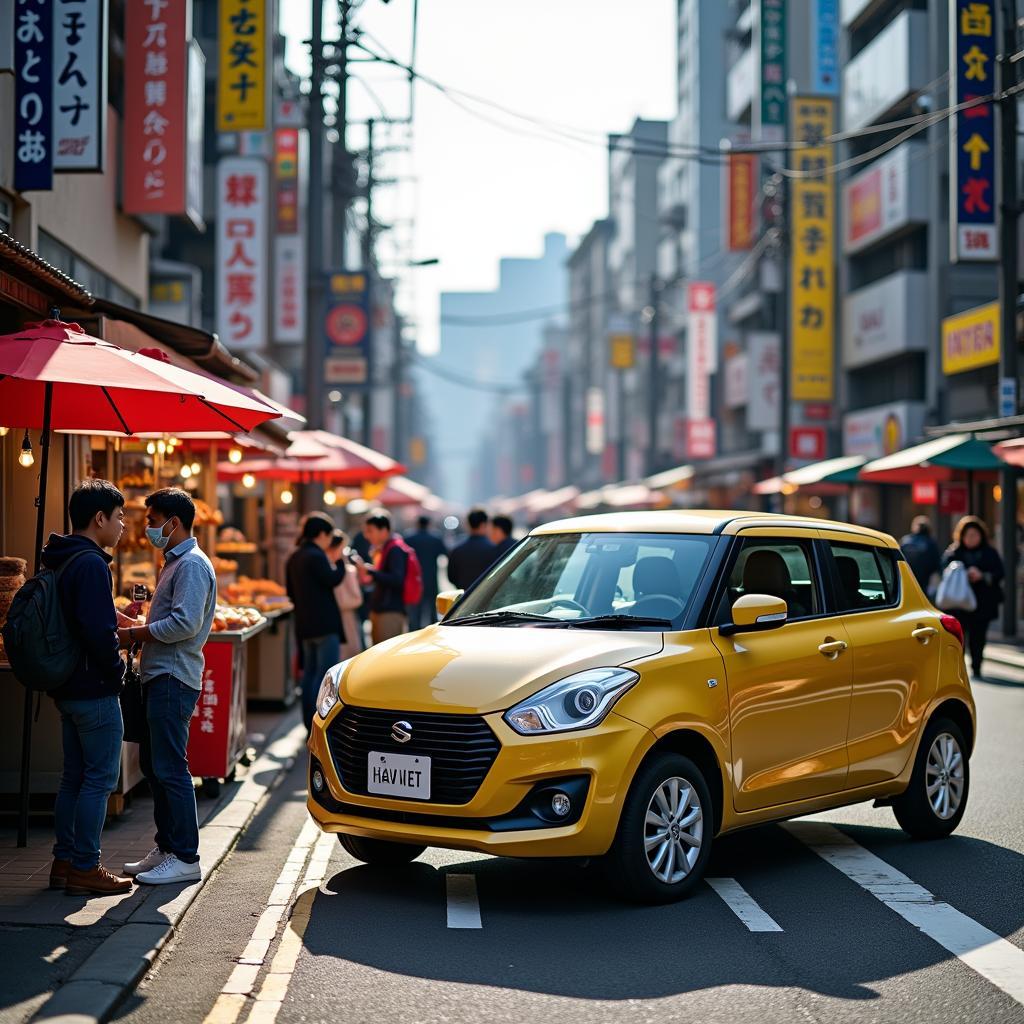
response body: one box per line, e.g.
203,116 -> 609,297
530,509 -> 897,546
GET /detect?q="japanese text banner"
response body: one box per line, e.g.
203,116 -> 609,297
789,96 -> 836,402
217,0 -> 268,132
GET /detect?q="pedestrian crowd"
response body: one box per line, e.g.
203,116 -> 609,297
899,514 -> 1005,677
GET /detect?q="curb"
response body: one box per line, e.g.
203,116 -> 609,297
30,713 -> 308,1024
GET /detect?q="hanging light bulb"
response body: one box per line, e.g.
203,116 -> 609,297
146,441 -> 157,455
190,461 -> 201,475
0,426 -> 9,437
323,489 -> 337,506
280,488 -> 294,505
228,446 -> 243,464
18,430 -> 34,468
242,473 -> 256,489
180,465 -> 193,479
157,439 -> 167,455
170,437 -> 181,447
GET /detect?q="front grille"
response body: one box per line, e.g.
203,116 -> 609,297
326,705 -> 501,805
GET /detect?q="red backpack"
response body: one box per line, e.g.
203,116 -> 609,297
381,536 -> 424,607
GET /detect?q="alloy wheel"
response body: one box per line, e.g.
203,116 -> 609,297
926,732 -> 965,820
643,776 -> 703,884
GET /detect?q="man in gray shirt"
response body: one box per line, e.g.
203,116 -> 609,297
117,488 -> 216,885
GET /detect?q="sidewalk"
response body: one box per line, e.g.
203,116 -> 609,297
0,708 -> 308,1024
981,638 -> 1024,671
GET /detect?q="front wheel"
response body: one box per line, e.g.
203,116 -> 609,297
603,752 -> 713,904
892,718 -> 969,839
337,832 -> 426,865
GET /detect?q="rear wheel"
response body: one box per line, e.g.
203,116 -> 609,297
603,752 -> 713,904
337,833 -> 426,865
892,717 -> 969,839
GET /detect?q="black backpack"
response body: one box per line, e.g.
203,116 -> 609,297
2,550 -> 96,692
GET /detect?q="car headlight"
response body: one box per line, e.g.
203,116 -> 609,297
316,659 -> 352,720
503,667 -> 640,735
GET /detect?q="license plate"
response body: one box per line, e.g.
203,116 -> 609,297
367,750 -> 431,800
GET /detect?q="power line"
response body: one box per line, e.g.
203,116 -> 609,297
409,352 -> 527,393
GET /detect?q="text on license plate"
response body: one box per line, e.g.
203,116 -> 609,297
367,750 -> 431,800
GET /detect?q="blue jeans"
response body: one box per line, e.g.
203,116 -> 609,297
140,675 -> 201,864
53,696 -> 123,871
407,595 -> 438,632
301,634 -> 341,733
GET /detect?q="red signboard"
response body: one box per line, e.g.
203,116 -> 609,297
123,0 -> 188,216
802,402 -> 832,421
274,128 -> 299,234
939,482 -> 968,516
685,418 -> 716,460
727,152 -> 757,250
912,480 -> 939,505
187,642 -> 234,779
789,426 -> 826,461
847,166 -> 882,248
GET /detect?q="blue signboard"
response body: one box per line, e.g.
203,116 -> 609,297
14,0 -> 54,191
323,270 -> 371,387
812,0 -> 840,95
950,0 -> 998,261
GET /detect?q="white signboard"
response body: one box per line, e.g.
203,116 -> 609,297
216,157 -> 268,353
747,332 -> 781,431
724,352 -> 748,409
53,0 -> 107,171
586,387 -> 605,455
843,142 -> 927,254
842,271 -> 928,369
185,39 -> 205,228
273,235 -> 305,344
843,401 -> 926,458
686,282 -> 717,420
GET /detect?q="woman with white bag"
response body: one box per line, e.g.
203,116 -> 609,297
939,516 -> 1005,677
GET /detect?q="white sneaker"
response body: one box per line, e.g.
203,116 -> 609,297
136,853 -> 202,886
124,846 -> 167,877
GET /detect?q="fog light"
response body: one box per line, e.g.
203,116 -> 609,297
312,768 -> 325,793
551,792 -> 571,818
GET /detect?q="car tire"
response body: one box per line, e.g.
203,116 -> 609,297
603,752 -> 714,904
892,717 -> 970,839
337,833 -> 426,865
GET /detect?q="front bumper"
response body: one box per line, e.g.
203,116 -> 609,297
306,708 -> 653,858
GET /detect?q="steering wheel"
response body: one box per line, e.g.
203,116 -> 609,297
548,597 -> 590,616
631,594 -> 686,619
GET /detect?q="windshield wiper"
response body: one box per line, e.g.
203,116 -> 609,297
445,610 -> 558,627
561,614 -> 674,630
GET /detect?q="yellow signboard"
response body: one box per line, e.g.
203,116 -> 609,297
789,96 -> 836,401
609,333 -> 635,370
217,0 -> 268,132
409,437 -> 427,465
942,300 -> 1000,374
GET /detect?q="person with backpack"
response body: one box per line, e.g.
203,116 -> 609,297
37,480 -> 132,895
358,510 -> 423,644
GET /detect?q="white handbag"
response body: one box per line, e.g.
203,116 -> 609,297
935,560 -> 977,613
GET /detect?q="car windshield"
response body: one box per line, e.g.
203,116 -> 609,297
445,532 -> 715,630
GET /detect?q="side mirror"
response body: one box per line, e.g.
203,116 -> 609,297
436,589 -> 464,618
719,594 -> 788,637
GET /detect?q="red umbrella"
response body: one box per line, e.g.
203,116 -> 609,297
0,319 -> 279,847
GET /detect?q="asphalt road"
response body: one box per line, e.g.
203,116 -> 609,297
115,657 -> 1024,1024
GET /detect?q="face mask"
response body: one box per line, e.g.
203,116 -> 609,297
145,519 -> 174,550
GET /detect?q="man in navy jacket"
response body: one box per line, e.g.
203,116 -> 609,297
43,479 -> 132,896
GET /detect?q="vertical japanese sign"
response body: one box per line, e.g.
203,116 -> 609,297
273,124 -> 305,343
15,0 -> 54,191
950,0 -> 997,261
52,0 -> 106,171
789,96 -> 836,401
747,331 -> 781,431
757,0 -> 787,142
686,282 -> 717,459
323,272 -> 370,385
727,151 -> 756,250
185,40 -> 205,226
123,0 -> 199,222
811,0 -> 839,95
217,0 -> 268,132
216,157 -> 268,352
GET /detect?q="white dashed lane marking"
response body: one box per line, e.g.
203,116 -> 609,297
785,821 -> 1024,1008
705,877 -> 784,932
445,873 -> 483,929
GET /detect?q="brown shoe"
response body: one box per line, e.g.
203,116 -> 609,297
65,865 -> 133,896
49,858 -> 71,890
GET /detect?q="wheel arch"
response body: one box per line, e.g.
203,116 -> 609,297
642,728 -> 725,836
929,697 -> 975,756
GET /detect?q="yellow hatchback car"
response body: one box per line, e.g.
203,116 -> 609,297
307,511 -> 975,902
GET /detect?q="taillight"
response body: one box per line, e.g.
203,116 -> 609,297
940,615 -> 964,647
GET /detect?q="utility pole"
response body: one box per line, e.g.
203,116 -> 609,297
392,314 -> 405,464
646,273 -> 660,476
362,116 -> 376,448
998,0 -> 1019,638
304,0 -> 325,435
766,171 -> 790,487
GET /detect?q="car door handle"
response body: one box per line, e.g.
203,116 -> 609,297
912,625 -> 939,643
818,638 -> 848,658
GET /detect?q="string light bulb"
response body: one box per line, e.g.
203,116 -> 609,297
323,489 -> 337,506
146,441 -> 157,455
180,465 -> 193,479
242,473 -> 256,489
18,430 -> 34,468
190,461 -> 201,475
228,446 -> 243,464
280,488 -> 294,505
0,426 -> 9,437
156,439 -> 167,455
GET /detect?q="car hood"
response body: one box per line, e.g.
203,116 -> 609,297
338,623 -> 664,714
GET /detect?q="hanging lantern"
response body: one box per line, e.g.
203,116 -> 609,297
228,447 -> 243,464
242,473 -> 256,489
280,488 -> 294,505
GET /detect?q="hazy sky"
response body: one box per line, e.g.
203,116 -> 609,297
279,0 -> 676,353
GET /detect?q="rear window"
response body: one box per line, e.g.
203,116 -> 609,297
830,542 -> 900,611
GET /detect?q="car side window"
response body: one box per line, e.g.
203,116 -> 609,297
715,538 -> 821,624
830,542 -> 899,612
